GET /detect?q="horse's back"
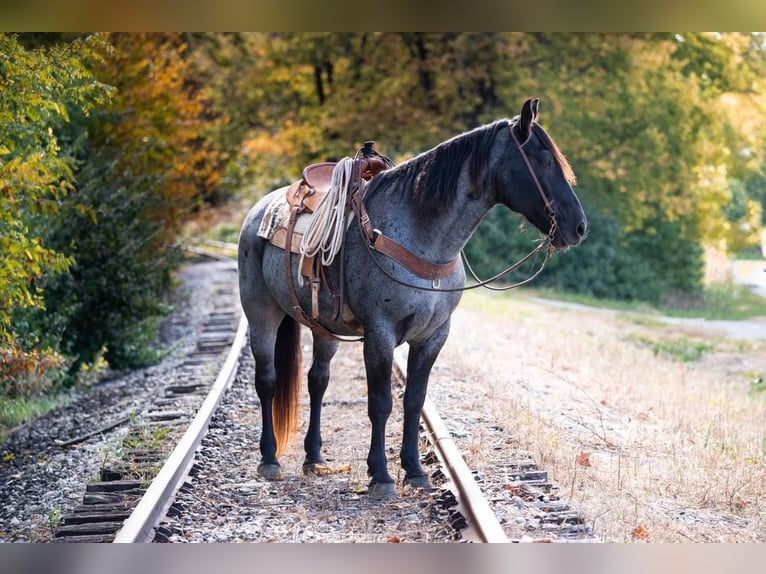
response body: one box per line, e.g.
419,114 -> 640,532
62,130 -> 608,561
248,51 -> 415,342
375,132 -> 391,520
238,187 -> 288,248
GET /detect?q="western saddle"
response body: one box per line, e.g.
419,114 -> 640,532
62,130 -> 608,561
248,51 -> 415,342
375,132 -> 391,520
287,157 -> 388,214
279,144 -> 392,341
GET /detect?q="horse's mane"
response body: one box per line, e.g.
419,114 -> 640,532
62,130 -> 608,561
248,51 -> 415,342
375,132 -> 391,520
531,121 -> 576,187
366,118 -> 574,221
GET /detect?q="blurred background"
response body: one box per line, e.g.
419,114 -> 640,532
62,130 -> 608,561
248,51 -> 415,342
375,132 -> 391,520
2,32 -> 766,429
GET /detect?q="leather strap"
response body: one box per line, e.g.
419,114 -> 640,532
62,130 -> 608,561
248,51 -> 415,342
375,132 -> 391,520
350,182 -> 460,281
370,233 -> 460,281
283,152 -> 460,341
284,205 -> 352,341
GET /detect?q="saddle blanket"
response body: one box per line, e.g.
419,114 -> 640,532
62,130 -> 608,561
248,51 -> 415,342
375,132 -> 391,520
257,188 -> 356,258
257,191 -> 314,277
258,190 -> 293,240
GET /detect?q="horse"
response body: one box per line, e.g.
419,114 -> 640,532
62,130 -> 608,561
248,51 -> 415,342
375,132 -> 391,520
237,99 -> 587,498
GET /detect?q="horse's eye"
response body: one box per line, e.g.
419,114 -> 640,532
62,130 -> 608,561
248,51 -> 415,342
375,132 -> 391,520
538,150 -> 554,168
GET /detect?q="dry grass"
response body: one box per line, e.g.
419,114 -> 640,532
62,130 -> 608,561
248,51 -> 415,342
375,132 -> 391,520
438,291 -> 766,542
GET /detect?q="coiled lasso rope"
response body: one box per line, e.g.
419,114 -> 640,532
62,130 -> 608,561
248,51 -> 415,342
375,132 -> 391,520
298,157 -> 359,286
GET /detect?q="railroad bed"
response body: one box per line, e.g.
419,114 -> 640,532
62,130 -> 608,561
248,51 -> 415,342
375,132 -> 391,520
0,258 -> 597,543
0,260 -> 239,543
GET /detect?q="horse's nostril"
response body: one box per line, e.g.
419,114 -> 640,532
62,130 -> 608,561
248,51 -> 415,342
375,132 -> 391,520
576,221 -> 586,238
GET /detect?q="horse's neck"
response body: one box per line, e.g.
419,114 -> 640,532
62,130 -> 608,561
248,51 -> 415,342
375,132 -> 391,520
366,170 -> 493,261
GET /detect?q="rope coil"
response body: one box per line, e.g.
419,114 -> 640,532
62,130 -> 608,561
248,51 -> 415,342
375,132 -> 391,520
298,157 -> 360,286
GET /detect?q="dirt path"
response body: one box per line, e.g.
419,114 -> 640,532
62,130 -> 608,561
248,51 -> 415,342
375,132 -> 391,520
533,297 -> 766,341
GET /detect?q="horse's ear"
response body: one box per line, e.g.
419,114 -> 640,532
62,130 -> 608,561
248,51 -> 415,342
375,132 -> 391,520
519,98 -> 535,142
531,98 -> 540,120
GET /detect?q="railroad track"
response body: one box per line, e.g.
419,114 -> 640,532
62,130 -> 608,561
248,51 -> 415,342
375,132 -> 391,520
47,260 -> 243,542
44,243 -> 595,543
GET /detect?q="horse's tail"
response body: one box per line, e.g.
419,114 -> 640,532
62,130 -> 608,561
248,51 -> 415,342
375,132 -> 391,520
273,315 -> 302,458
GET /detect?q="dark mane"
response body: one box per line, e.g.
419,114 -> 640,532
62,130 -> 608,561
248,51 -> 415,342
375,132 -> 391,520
413,120 -> 508,219
365,117 -> 575,221
365,120 -> 509,221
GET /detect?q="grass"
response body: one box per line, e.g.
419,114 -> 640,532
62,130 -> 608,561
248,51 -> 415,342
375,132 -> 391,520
122,425 -> 173,451
748,372 -> 766,397
626,333 -> 716,362
530,279 -> 766,321
0,391 -> 74,442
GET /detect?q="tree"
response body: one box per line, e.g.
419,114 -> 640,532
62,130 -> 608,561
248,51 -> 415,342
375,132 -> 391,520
38,33 -> 223,372
0,33 -> 113,392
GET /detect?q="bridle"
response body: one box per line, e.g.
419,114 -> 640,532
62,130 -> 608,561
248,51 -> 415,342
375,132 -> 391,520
357,120 -> 559,293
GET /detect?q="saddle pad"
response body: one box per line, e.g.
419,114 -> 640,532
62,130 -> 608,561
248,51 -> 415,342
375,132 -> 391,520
257,194 -> 314,278
257,190 -> 290,240
257,191 -> 314,241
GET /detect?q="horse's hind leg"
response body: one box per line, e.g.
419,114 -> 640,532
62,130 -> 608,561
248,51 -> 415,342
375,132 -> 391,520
246,328 -> 280,478
248,320 -> 282,480
248,310 -> 302,481
401,321 -> 451,490
303,335 -> 339,474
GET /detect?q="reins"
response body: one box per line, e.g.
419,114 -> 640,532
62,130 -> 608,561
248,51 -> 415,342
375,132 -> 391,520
356,121 -> 558,293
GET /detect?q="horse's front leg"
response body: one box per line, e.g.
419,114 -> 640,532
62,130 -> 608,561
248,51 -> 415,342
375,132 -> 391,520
303,335 -> 339,474
401,320 -> 451,490
362,329 -> 397,498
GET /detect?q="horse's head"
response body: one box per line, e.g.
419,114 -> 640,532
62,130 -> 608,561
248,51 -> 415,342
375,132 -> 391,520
497,99 -> 587,249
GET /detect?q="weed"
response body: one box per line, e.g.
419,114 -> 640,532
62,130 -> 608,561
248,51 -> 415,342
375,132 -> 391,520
627,334 -> 715,362
122,425 -> 172,450
47,507 -> 62,536
748,373 -> 766,397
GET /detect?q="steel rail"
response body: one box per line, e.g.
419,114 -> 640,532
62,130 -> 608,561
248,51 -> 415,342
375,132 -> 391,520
113,314 -> 249,543
199,239 -> 238,251
393,345 -> 509,543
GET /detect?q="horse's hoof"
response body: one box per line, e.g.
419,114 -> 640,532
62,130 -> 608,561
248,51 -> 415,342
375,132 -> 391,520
368,481 -> 398,499
404,475 -> 433,491
258,463 -> 282,480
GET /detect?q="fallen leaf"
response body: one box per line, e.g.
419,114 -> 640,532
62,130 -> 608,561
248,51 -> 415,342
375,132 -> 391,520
312,464 -> 333,475
734,497 -> 746,511
388,536 -> 401,543
632,525 -> 649,540
503,484 -> 521,495
312,463 -> 351,476
575,452 -> 591,467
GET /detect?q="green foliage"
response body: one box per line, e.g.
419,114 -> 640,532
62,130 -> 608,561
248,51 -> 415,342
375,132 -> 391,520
37,33 -> 219,373
627,333 -> 715,362
3,33 -> 222,393
0,33 -> 113,347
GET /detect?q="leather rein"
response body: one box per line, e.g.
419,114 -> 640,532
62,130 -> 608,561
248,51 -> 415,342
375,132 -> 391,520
353,120 -> 558,293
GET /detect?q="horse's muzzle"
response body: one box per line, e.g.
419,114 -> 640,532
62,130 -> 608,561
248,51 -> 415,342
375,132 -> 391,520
553,217 -> 587,248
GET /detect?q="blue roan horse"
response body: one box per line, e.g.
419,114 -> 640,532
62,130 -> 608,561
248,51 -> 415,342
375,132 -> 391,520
238,99 -> 587,498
